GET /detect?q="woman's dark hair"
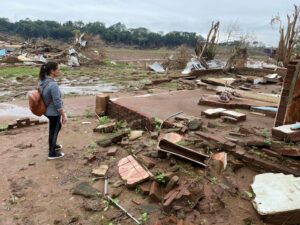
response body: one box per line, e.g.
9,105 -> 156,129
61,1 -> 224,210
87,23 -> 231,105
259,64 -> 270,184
39,62 -> 58,81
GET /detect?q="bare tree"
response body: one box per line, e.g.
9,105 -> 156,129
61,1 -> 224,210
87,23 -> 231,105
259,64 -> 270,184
225,19 -> 240,44
271,5 -> 300,66
196,21 -> 220,61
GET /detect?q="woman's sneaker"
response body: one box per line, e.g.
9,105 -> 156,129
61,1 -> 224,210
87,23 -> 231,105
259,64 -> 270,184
55,145 -> 63,151
48,152 -> 65,160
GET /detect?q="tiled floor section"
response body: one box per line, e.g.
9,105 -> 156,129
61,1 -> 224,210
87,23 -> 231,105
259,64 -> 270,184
118,155 -> 150,186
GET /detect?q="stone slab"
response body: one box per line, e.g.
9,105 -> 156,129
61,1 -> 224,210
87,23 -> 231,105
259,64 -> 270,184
92,165 -> 109,177
220,110 -> 246,121
251,173 -> 300,224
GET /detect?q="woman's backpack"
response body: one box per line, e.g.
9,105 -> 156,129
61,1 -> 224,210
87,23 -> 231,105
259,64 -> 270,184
28,81 -> 53,116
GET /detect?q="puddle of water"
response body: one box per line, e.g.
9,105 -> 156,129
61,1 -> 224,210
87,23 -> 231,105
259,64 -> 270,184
59,83 -> 121,95
0,103 -> 47,120
0,91 -> 11,97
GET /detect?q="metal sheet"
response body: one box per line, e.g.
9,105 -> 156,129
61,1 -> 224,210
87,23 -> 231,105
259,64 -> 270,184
149,62 -> 165,72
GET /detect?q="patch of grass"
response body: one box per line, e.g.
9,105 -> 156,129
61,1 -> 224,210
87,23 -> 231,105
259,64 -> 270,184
138,213 -> 148,224
187,200 -> 195,208
98,116 -> 111,125
104,62 -> 134,68
0,124 -> 8,131
135,187 -> 141,194
156,172 -> 166,184
63,93 -> 78,97
85,108 -> 92,118
261,128 -> 269,136
147,89 -> 154,94
264,138 -> 272,146
66,112 -> 72,118
176,140 -> 187,146
0,67 -> 40,77
152,117 -> 161,130
116,120 -> 127,129
210,177 -> 218,185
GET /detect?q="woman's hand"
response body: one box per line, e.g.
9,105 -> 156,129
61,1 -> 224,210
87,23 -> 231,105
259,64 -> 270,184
62,115 -> 67,124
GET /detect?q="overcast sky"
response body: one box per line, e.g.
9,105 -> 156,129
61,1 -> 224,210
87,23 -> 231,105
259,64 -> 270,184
1,0 -> 299,46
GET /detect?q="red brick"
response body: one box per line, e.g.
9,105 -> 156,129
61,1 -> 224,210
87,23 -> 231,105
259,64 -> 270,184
107,146 -> 118,156
153,221 -> 162,225
261,148 -> 282,158
168,216 -> 177,224
203,184 -> 213,197
149,181 -> 162,202
140,183 -> 151,195
228,159 -> 244,172
177,219 -> 184,225
275,148 -> 299,156
88,155 -> 97,162
176,184 -> 189,200
180,126 -> 188,134
132,199 -> 141,205
138,155 -> 156,168
163,190 -> 179,210
164,189 -> 176,200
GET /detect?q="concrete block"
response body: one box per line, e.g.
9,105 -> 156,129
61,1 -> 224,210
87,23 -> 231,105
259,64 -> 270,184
251,173 -> 300,224
201,108 -> 226,118
95,94 -> 109,115
220,110 -> 246,122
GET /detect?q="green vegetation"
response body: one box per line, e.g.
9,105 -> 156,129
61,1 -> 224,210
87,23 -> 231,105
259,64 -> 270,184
138,213 -> 148,224
187,200 -> 195,208
104,61 -> 134,68
85,108 -> 92,118
152,117 -> 161,130
210,177 -> 218,185
0,67 -> 39,77
0,125 -> 8,131
98,116 -> 111,125
135,187 -> 141,194
261,128 -> 269,136
156,172 -> 166,184
0,18 -> 198,48
264,138 -> 272,146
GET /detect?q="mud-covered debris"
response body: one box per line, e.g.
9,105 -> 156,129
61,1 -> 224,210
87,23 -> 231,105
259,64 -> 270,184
72,182 -> 99,198
92,165 -> 108,177
166,175 -> 179,192
83,199 -> 105,212
212,152 -> 227,170
187,119 -> 203,131
129,130 -> 143,141
149,180 -> 162,202
107,146 -> 118,156
137,155 -> 156,169
97,130 -> 129,147
93,121 -> 116,133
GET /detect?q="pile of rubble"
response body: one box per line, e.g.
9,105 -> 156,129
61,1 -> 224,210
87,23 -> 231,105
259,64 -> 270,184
0,32 -> 104,67
66,89 -> 300,225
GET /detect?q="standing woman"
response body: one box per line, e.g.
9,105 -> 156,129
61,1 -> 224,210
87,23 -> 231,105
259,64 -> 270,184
39,62 -> 67,159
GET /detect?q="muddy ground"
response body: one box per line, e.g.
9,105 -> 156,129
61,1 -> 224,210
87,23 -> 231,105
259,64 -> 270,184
1,111 -> 266,225
0,47 -> 296,225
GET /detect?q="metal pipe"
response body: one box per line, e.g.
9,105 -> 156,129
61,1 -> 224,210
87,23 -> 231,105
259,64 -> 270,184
104,178 -> 141,224
104,178 -> 108,196
159,111 -> 184,130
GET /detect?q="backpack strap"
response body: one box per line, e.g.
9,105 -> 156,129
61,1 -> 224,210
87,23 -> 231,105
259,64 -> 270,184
39,81 -> 54,106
